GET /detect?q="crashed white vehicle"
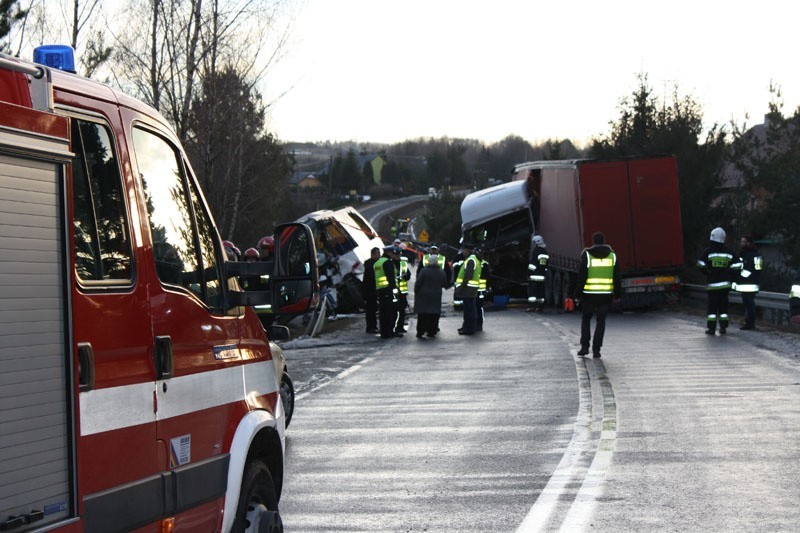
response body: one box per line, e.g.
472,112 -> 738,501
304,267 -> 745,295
297,206 -> 385,311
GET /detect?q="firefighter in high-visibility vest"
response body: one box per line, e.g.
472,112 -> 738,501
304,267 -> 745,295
790,276 -> 800,325
476,249 -> 490,331
451,256 -> 464,310
374,246 -> 402,339
697,227 -> 741,336
733,235 -> 763,330
418,244 -> 453,287
527,234 -> 549,312
454,242 -> 482,335
576,232 -> 619,358
362,246 -> 381,334
395,251 -> 411,334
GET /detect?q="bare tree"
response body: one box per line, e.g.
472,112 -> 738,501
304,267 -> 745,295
111,0 -> 293,144
4,0 -> 110,75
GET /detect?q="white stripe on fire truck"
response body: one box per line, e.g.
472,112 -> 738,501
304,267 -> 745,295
79,361 -> 278,436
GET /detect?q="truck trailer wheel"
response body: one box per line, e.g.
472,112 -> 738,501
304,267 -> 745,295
551,271 -> 562,309
233,459 -> 282,533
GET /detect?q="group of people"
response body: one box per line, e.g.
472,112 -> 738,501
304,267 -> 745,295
697,227 -> 765,334
362,241 -> 412,339
223,236 -> 274,263
362,240 -> 491,339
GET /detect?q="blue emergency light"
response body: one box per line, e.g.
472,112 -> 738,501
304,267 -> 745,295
33,45 -> 76,73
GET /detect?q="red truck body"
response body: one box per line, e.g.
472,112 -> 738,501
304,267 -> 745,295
461,156 -> 684,307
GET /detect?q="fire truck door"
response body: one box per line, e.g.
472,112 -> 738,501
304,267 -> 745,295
130,124 -> 239,521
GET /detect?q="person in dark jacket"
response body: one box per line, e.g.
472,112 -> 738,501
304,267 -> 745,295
375,246 -> 402,339
790,274 -> 800,325
697,227 -> 741,335
414,254 -> 448,338
576,232 -> 619,358
733,235 -> 763,330
362,247 -> 381,334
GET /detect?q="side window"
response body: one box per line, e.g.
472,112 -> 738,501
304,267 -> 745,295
132,127 -> 221,307
72,119 -> 133,283
187,171 -> 222,307
348,211 -> 375,238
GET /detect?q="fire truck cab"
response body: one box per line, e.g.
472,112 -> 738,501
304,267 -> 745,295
0,47 -> 317,532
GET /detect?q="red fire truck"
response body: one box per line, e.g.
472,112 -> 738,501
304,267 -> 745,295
0,46 -> 317,532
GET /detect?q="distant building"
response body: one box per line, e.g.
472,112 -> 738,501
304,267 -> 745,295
289,171 -> 324,189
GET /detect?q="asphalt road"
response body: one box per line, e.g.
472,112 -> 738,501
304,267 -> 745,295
278,303 -> 800,532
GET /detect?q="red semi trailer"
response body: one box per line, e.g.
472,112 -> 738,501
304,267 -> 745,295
460,156 -> 684,308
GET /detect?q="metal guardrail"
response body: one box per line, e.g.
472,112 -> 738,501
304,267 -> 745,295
682,284 -> 792,325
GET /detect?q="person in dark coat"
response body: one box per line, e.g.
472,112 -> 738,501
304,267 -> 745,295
414,255 -> 448,338
790,273 -> 800,325
733,235 -> 762,330
375,246 -> 402,339
362,247 -> 381,334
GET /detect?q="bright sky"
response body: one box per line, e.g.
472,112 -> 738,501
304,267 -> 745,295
265,0 -> 800,147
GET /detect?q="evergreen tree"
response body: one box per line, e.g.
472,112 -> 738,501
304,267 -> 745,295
591,73 -> 728,262
0,0 -> 27,53
729,85 -> 800,269
184,67 -> 292,248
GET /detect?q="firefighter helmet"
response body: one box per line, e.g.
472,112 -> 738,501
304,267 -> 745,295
244,247 -> 259,260
222,240 -> 240,261
532,234 -> 545,246
710,227 -> 726,243
257,236 -> 275,252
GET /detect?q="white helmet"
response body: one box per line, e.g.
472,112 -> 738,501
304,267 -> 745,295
710,227 -> 726,243
532,234 -> 545,246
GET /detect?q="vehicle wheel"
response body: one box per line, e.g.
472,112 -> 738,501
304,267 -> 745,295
552,271 -> 562,309
280,372 -> 295,428
233,460 -> 282,533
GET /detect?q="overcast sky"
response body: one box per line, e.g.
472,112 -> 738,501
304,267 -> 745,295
264,0 -> 799,146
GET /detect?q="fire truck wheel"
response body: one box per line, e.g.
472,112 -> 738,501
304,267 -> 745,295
280,372 -> 295,428
234,459 -> 282,533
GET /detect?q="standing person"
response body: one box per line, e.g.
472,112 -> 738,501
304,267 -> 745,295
697,227 -> 740,335
395,251 -> 411,334
375,246 -> 402,339
476,249 -> 490,331
362,247 -> 381,334
414,251 -> 448,338
576,232 -> 619,358
418,244 -> 444,271
734,235 -> 763,330
454,242 -> 481,336
527,234 -> 549,312
790,274 -> 800,325
451,255 -> 464,310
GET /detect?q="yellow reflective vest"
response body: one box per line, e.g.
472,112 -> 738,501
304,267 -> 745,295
583,252 -> 616,294
374,257 -> 390,290
456,255 -> 482,289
